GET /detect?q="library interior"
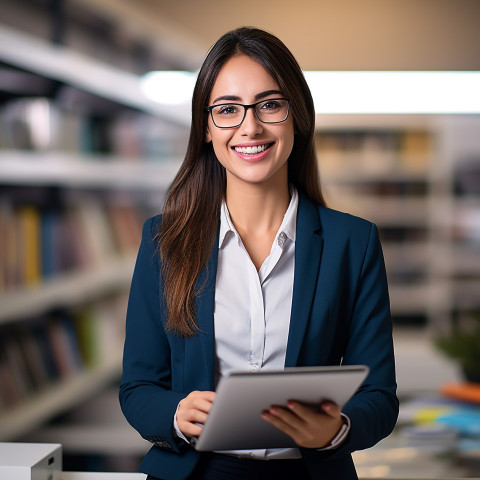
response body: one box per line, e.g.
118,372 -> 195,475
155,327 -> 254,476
0,1 -> 480,478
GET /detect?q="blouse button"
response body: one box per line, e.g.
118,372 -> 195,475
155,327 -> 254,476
250,364 -> 259,372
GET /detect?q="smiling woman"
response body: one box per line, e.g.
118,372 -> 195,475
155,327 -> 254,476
119,27 -> 398,480
204,55 -> 294,190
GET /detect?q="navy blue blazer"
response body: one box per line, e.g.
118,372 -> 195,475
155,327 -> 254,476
119,195 -> 398,480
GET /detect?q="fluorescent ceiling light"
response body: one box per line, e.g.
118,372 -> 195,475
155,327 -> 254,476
140,70 -> 196,105
140,71 -> 480,114
304,71 -> 480,114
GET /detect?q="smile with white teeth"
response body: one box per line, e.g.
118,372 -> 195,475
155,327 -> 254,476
233,144 -> 270,155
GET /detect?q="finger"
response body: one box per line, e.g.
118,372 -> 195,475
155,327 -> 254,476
178,421 -> 203,437
287,400 -> 341,420
187,390 -> 216,404
179,391 -> 216,415
286,401 -> 320,421
267,406 -> 306,431
189,397 -> 215,414
200,391 -> 216,403
261,410 -> 300,439
181,408 -> 209,424
320,401 -> 341,417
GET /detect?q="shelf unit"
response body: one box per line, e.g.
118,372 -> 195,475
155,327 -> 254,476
0,151 -> 182,190
0,25 -> 185,440
0,352 -> 122,441
316,115 -> 441,325
0,24 -> 190,128
0,254 -> 137,325
315,114 -> 480,329
432,115 -> 480,328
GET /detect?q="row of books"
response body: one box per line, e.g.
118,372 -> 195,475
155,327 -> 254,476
0,296 -> 127,414
0,96 -> 188,160
330,179 -> 429,197
316,129 -> 433,175
0,197 -> 143,293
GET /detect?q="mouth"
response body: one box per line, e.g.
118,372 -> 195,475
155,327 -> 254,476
232,143 -> 274,155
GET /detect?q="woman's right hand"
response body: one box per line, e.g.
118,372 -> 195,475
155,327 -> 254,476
176,390 -> 216,437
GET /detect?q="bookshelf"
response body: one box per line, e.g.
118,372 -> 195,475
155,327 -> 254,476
0,25 -> 186,440
316,115 -> 435,325
0,24 -> 190,128
0,151 -> 182,190
0,255 -> 136,325
433,115 -> 480,329
316,114 -> 480,330
0,352 -> 123,441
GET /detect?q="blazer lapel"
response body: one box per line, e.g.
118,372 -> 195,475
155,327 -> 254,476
285,195 -> 324,367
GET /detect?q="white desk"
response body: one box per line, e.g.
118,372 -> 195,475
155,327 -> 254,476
62,474 -> 146,479
61,475 -> 478,480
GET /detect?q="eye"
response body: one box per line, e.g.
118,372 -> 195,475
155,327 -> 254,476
259,100 -> 282,111
216,104 -> 240,115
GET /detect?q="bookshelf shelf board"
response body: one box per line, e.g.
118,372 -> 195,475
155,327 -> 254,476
450,247 -> 480,275
389,283 -> 439,314
451,199 -> 480,219
0,353 -> 122,441
324,169 -> 430,184
0,151 -> 181,190
333,197 -> 430,226
315,113 -> 436,131
382,241 -> 432,270
0,255 -> 136,325
0,24 -> 190,128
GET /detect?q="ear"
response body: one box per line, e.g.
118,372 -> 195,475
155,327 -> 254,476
205,126 -> 212,143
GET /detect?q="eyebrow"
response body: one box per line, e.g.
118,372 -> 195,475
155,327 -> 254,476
211,89 -> 284,105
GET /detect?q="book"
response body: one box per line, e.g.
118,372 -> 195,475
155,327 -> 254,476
16,324 -> 51,390
17,206 -> 42,288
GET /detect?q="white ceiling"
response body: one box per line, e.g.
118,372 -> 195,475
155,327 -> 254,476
73,0 -> 480,71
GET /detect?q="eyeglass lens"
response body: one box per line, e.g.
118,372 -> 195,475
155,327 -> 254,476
210,99 -> 289,128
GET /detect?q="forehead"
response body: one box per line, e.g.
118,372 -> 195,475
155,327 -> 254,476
209,55 -> 280,103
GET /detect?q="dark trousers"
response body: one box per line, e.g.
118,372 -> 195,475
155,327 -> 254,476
147,452 -> 311,480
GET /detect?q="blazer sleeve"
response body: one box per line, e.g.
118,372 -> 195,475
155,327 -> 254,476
119,216 -> 185,453
310,222 -> 399,461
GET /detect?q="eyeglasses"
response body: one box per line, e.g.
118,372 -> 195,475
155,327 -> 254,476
205,98 -> 290,128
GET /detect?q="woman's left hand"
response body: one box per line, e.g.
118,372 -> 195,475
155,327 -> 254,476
261,400 -> 343,449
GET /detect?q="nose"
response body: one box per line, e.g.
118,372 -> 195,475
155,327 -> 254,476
239,106 -> 263,136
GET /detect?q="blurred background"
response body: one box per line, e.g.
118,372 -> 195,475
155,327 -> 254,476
1,0 -> 480,477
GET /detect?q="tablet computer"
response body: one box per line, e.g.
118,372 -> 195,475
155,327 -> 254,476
193,365 -> 369,451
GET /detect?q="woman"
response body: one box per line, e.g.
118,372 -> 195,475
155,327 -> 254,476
119,27 -> 398,480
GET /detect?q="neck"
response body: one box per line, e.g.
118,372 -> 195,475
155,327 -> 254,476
225,175 -> 290,236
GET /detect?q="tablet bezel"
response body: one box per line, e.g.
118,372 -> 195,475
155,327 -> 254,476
194,365 -> 369,451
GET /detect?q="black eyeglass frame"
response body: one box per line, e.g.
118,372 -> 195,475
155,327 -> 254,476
205,98 -> 290,129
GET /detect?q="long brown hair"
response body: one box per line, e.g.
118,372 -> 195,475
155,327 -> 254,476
159,27 -> 326,336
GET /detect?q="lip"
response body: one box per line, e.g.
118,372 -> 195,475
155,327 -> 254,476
230,142 -> 274,163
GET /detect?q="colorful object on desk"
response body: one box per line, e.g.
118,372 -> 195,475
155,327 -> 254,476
436,410 -> 480,437
413,406 -> 455,424
441,382 -> 480,404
